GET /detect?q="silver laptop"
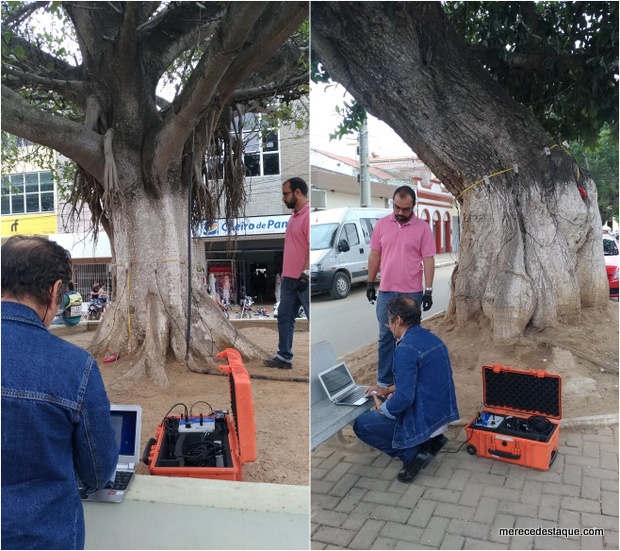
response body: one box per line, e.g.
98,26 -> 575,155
79,404 -> 142,503
318,362 -> 370,406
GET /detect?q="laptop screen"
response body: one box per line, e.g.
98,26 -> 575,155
321,363 -> 354,397
110,410 -> 138,457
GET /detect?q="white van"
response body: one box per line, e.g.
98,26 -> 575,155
310,207 -> 391,299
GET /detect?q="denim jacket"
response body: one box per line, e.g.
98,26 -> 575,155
381,324 -> 459,448
1,302 -> 118,550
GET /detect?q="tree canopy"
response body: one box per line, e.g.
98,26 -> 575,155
314,1 -> 618,150
570,124 -> 619,225
2,1 -> 309,235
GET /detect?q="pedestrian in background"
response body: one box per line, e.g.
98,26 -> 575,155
1,236 -> 118,549
366,186 -> 436,388
52,281 -> 83,326
264,177 -> 310,369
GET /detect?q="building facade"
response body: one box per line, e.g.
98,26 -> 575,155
192,111 -> 310,305
311,149 -> 458,253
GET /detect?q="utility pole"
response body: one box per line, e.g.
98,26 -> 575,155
358,115 -> 371,207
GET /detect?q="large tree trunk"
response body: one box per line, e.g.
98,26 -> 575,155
1,2 -> 307,386
312,2 -> 608,340
90,183 -> 265,387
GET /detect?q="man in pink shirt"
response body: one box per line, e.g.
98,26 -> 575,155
366,186 -> 436,387
264,177 -> 310,369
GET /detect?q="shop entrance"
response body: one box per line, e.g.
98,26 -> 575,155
202,239 -> 284,306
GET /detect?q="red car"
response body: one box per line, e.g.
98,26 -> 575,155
603,234 -> 619,298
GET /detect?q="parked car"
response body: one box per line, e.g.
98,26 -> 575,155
310,207 -> 391,299
603,233 -> 619,298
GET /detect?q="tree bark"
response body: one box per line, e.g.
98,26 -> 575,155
312,2 -> 608,340
91,183 -> 265,387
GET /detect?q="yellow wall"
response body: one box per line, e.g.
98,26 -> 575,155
1,213 -> 56,237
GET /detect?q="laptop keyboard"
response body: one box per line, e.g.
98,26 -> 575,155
78,470 -> 133,493
110,471 -> 133,490
338,387 -> 368,405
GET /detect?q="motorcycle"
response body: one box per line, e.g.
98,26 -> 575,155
255,307 -> 270,318
236,295 -> 256,319
88,300 -> 104,321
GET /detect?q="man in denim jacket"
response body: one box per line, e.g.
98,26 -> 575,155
1,236 -> 118,550
354,296 -> 459,483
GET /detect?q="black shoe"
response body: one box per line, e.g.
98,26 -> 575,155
263,357 -> 292,369
429,434 -> 448,455
397,450 -> 432,483
420,434 -> 449,455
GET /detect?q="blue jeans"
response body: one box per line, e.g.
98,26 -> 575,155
376,290 -> 423,386
275,276 -> 310,364
353,410 -> 420,464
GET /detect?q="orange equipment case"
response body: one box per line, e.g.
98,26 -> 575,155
143,348 -> 256,481
464,364 -> 562,471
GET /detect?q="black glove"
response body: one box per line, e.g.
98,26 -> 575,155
296,272 -> 309,293
366,282 -> 377,303
422,292 -> 433,311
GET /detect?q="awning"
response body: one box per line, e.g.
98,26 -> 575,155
48,232 -> 111,260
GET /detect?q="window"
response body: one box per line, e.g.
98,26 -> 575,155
242,114 -> 280,177
1,171 -> 55,215
360,218 -> 381,244
342,223 -> 360,247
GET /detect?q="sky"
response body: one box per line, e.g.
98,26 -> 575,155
310,82 -> 414,159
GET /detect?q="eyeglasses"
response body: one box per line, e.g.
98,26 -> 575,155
384,315 -> 396,327
282,190 -> 294,197
393,204 -> 413,214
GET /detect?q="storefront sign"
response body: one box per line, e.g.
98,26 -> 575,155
1,214 -> 56,236
198,214 -> 290,238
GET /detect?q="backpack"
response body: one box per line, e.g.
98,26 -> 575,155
65,291 -> 83,319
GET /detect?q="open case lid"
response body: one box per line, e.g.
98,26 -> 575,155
217,348 -> 257,463
482,364 -> 562,420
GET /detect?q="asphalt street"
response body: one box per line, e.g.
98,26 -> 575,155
310,260 -> 456,358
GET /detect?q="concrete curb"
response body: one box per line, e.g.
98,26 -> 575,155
230,317 -> 309,331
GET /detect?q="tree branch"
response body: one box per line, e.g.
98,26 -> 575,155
210,3 -> 307,103
230,73 -> 309,105
141,2 -> 223,80
1,66 -> 86,106
117,2 -> 140,60
1,85 -> 104,181
1,1 -> 48,28
2,34 -> 83,81
154,2 -> 307,170
152,2 -> 269,168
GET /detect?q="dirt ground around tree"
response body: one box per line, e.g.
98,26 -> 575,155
61,324 -> 309,486
60,302 -> 617,488
344,302 -> 619,424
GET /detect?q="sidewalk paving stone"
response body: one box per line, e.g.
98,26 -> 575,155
420,516 -> 450,547
311,424 -> 619,549
521,479 -> 544,506
473,496 -> 500,524
439,534 -> 464,549
463,538 -> 508,549
601,490 -> 619,516
348,519 -> 384,550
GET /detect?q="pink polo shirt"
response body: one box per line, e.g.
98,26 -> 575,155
282,201 -> 310,278
370,213 -> 436,292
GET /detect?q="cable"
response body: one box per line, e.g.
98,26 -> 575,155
189,401 -> 214,417
439,430 -> 475,454
181,440 -> 225,467
160,402 -> 189,427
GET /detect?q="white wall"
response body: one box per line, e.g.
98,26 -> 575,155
84,475 -> 309,550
